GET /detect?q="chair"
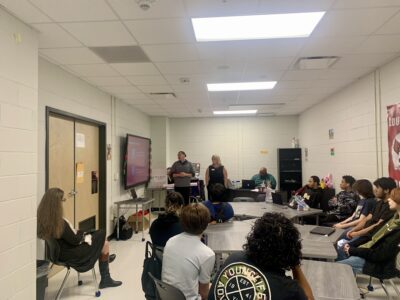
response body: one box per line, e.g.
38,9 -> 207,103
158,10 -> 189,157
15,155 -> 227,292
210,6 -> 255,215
148,272 -> 186,300
45,239 -> 101,299
232,197 -> 254,202
360,246 -> 400,299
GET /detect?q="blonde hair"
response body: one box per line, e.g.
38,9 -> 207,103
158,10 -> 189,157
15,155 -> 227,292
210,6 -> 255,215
390,188 -> 400,204
37,188 -> 65,240
211,155 -> 221,165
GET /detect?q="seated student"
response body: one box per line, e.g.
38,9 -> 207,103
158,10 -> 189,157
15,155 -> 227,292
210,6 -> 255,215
37,188 -> 122,289
321,175 -> 358,225
297,176 -> 323,209
344,177 -> 396,243
162,203 -> 215,300
337,188 -> 400,277
251,167 -> 277,189
202,183 -> 234,223
149,191 -> 183,248
208,213 -> 314,300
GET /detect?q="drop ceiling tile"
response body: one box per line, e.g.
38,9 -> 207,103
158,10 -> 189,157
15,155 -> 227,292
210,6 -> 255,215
156,61 -> 210,74
300,36 -> 366,56
110,63 -> 160,76
376,11 -> 400,34
32,23 -> 81,48
240,70 -> 286,82
66,64 -> 119,77
258,0 -> 335,13
333,0 -> 400,9
175,90 -> 209,99
125,18 -> 195,45
170,83 -> 207,92
108,0 -> 186,19
29,0 -> 117,22
312,8 -> 399,37
60,21 -> 136,47
244,58 -> 295,72
137,85 -> 174,93
84,76 -> 130,86
100,85 -> 141,94
0,0 -> 51,23
184,0 -> 259,17
121,98 -> 155,105
126,75 -> 167,86
164,74 -> 207,85
39,47 -> 104,64
351,34 -> 400,54
142,44 -> 199,62
275,81 -> 314,89
333,53 -> 398,69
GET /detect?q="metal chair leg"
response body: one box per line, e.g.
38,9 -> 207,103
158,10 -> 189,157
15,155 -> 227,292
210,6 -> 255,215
389,279 -> 400,296
55,268 -> 71,300
380,279 -> 392,299
92,268 -> 101,297
78,272 -> 83,286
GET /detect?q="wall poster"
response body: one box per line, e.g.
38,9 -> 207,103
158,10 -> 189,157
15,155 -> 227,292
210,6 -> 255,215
387,104 -> 400,181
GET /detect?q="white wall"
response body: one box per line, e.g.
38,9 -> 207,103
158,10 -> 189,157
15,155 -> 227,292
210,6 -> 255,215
0,8 -> 38,299
299,55 -> 400,189
168,116 -> 298,183
38,58 -> 151,240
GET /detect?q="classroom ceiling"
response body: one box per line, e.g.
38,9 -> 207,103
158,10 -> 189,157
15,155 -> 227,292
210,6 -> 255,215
2,0 -> 400,117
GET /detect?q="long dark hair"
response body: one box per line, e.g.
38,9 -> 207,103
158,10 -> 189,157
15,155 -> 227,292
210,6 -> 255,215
37,188 -> 65,240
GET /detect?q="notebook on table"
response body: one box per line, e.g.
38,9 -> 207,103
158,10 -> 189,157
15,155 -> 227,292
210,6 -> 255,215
310,226 -> 335,236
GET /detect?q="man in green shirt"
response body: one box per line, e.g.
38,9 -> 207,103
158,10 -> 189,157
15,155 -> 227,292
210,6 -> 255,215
251,167 -> 277,189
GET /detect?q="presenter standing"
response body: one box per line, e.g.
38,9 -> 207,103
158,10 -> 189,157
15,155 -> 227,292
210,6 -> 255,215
170,151 -> 195,205
205,155 -> 228,200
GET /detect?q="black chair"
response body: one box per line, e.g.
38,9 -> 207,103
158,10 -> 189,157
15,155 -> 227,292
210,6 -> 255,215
232,197 -> 254,202
148,272 -> 186,300
45,239 -> 100,299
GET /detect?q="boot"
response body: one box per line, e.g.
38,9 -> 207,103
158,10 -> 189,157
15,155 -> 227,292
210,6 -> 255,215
98,253 -> 122,289
109,254 -> 116,263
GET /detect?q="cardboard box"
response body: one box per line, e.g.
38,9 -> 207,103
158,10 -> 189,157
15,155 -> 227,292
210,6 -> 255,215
127,212 -> 150,232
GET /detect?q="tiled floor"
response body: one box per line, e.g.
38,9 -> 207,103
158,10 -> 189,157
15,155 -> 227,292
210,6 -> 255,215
45,229 -> 400,300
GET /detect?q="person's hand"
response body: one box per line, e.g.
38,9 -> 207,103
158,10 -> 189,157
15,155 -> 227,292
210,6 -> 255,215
333,223 -> 343,229
209,221 -> 217,225
330,197 -> 338,205
343,244 -> 350,256
347,231 -> 357,239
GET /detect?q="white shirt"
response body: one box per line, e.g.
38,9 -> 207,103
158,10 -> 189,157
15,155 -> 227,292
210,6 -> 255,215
162,232 -> 215,300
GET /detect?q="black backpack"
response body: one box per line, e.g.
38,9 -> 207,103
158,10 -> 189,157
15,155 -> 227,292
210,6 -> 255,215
111,216 -> 133,240
142,241 -> 163,300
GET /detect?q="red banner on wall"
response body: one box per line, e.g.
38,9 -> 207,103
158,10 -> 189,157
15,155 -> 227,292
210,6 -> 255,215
388,104 -> 400,181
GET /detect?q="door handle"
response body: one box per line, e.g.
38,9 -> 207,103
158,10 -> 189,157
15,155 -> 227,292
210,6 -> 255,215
68,190 -> 78,197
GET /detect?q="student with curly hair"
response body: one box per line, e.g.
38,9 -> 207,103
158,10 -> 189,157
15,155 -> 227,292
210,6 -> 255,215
208,213 -> 314,300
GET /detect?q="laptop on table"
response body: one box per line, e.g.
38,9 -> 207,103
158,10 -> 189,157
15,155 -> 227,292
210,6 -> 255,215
242,180 -> 256,190
310,226 -> 335,236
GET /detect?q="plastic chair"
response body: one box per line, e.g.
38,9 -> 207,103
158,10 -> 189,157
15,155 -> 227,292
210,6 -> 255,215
45,239 -> 101,299
148,272 -> 186,300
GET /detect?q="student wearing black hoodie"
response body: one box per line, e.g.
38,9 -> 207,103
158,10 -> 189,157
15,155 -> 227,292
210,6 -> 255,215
149,191 -> 183,247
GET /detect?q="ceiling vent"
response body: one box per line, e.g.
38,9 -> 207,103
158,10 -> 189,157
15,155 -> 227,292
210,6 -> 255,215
296,56 -> 339,70
149,92 -> 177,100
89,46 -> 150,63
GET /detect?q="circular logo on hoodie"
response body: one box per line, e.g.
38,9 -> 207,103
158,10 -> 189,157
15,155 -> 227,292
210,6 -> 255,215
214,262 -> 271,300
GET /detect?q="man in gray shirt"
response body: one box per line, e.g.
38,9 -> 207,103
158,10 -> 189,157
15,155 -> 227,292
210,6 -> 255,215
170,151 -> 195,205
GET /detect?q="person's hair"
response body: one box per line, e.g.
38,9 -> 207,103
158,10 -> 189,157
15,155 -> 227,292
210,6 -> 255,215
210,183 -> 225,203
353,179 -> 374,199
244,213 -> 302,271
165,191 -> 183,215
342,175 -> 356,187
177,151 -> 186,157
211,154 -> 221,165
311,175 -> 320,185
373,177 -> 397,193
37,188 -> 65,240
180,203 -> 210,235
390,188 -> 400,204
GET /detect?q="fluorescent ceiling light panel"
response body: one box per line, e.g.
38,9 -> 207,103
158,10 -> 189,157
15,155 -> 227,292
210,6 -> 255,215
213,110 -> 257,115
192,12 -> 325,41
207,81 -> 276,92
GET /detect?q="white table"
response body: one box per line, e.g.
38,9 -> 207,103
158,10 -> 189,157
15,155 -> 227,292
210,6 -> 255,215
300,260 -> 360,300
114,198 -> 154,241
231,202 -> 323,224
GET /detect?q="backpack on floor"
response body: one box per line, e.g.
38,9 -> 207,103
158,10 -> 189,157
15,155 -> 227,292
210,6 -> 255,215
110,216 -> 133,241
142,241 -> 163,300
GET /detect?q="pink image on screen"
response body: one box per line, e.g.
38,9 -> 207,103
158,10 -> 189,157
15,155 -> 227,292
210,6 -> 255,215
126,135 -> 150,187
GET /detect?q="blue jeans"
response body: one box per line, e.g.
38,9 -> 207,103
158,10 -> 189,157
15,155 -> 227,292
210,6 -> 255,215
337,256 -> 366,275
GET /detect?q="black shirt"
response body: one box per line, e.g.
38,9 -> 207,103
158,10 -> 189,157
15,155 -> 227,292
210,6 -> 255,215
208,252 -> 307,300
365,199 -> 394,228
302,187 -> 323,209
208,165 -> 224,186
149,213 -> 182,248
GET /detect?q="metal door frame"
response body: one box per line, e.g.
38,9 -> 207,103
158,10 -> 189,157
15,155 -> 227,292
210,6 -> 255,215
45,107 -> 107,230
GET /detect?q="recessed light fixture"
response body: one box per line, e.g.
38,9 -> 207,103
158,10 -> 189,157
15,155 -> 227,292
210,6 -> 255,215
192,12 -> 325,42
213,110 -> 257,115
207,81 -> 276,92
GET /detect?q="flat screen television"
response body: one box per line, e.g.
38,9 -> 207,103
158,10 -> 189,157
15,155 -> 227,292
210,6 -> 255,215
124,134 -> 151,189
